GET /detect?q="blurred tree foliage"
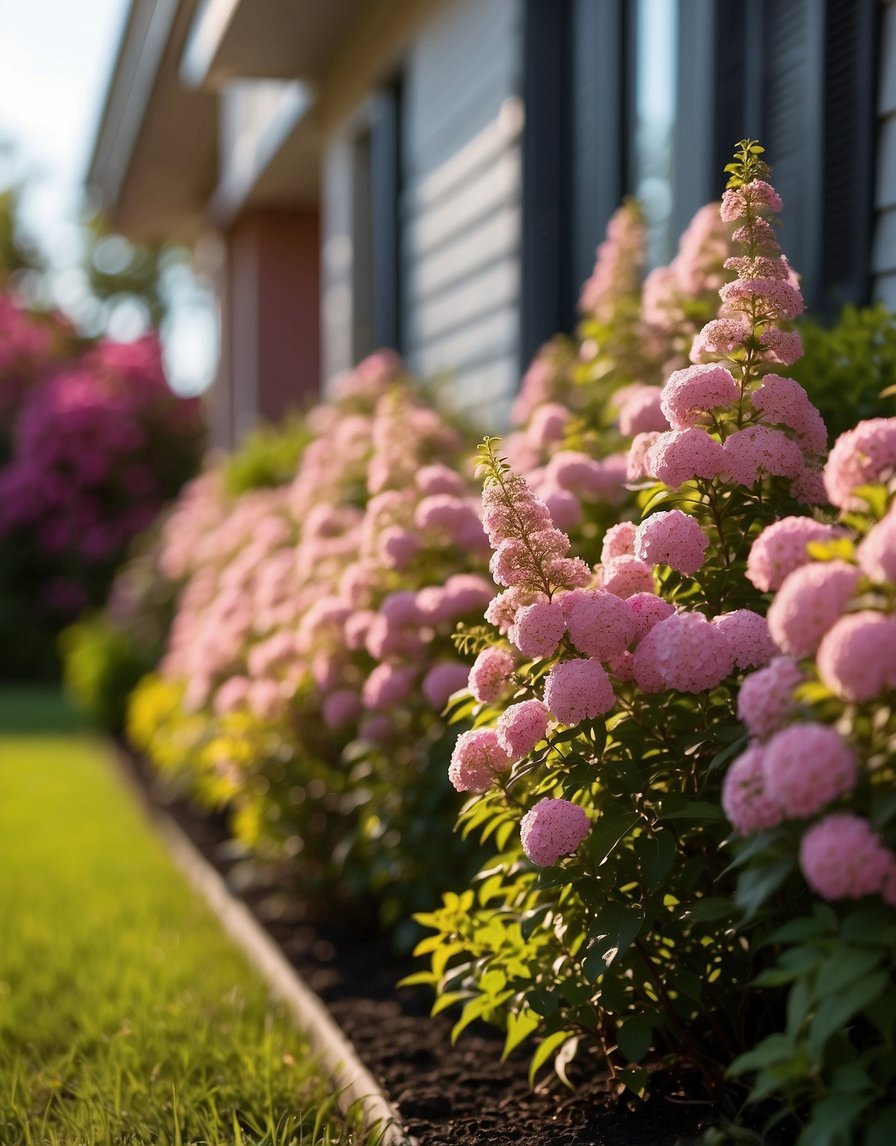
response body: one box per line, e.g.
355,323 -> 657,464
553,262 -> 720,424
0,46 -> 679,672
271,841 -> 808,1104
0,183 -> 44,284
82,214 -> 170,330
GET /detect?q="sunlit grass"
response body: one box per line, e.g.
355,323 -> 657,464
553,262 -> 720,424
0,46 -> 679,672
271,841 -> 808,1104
0,689 -> 374,1145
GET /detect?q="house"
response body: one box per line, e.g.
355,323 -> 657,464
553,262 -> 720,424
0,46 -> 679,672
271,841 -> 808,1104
88,0 -> 896,447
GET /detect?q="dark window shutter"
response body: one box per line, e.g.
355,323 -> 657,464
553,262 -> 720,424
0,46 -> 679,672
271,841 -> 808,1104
520,0 -> 573,368
821,0 -> 878,312
569,0 -> 626,290
370,79 -> 403,352
761,0 -> 825,307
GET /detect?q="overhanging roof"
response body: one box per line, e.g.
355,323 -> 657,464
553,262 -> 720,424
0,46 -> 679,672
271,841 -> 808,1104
180,0 -> 364,88
87,0 -> 218,242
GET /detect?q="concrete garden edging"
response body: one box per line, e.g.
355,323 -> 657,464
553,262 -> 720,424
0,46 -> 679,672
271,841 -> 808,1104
111,745 -> 415,1146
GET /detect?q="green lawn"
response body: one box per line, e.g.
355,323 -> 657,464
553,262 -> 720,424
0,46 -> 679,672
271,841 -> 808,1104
0,689 -> 371,1146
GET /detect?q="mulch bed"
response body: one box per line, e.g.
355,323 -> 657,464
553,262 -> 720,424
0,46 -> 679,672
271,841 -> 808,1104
119,749 -> 740,1145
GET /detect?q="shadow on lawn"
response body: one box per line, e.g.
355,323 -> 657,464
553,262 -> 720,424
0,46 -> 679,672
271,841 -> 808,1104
0,687 -> 89,734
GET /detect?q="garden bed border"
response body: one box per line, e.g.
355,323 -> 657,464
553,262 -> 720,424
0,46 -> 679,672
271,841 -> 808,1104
109,743 -> 415,1146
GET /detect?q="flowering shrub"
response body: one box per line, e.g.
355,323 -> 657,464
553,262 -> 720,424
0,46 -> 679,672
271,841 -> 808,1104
409,141 -> 839,1098
717,423 -> 896,1142
0,311 -> 204,675
128,354 -> 493,933
0,295 -> 76,455
87,134 -> 896,1135
791,303 -> 896,439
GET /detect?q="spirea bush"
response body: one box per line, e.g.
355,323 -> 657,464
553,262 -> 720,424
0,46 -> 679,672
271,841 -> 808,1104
408,141 -> 845,1103
128,353 -> 494,933
716,429 -> 896,1144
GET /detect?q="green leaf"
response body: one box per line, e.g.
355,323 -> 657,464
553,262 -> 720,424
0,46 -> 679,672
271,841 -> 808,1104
841,904 -> 896,946
616,1012 -> 657,1063
807,971 -> 888,1060
787,977 -> 813,1035
685,896 -> 735,923
806,538 -> 856,562
587,811 -> 642,865
502,1007 -> 541,1059
727,1032 -> 795,1076
865,1103 -> 896,1146
528,1029 -> 573,1086
871,791 -> 896,830
641,829 -> 676,892
814,947 -> 882,1000
583,906 -> 644,978
617,1066 -> 649,1098
432,991 -> 471,1016
657,797 -> 725,823
850,483 -> 889,518
766,914 -> 831,947
735,857 -> 794,919
798,1094 -> 870,1146
520,904 -> 552,940
397,970 -> 436,988
527,986 -> 559,1018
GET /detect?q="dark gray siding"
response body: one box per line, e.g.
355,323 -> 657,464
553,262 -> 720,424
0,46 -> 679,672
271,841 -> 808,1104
874,0 -> 896,308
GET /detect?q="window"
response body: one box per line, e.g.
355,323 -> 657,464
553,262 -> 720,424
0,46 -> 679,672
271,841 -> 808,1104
519,0 -> 879,369
351,78 -> 403,362
630,0 -> 678,269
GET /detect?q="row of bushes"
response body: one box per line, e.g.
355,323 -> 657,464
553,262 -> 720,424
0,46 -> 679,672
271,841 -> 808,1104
0,296 -> 205,676
69,142 -> 896,1142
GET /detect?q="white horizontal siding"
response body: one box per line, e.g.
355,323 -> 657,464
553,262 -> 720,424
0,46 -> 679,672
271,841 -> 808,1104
413,303 -> 518,377
401,0 -> 523,428
406,202 -> 521,300
873,0 -> 896,303
877,272 -> 896,309
431,356 -> 520,428
407,256 -> 519,344
873,208 -> 896,274
321,136 -> 356,387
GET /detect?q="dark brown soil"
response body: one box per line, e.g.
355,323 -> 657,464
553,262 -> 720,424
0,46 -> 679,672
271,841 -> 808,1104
118,749 -> 739,1146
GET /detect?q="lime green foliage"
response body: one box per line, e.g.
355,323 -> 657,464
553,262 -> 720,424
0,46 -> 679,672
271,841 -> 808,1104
59,613 -> 155,731
723,139 -> 770,189
793,304 -> 896,440
0,689 -> 372,1145
223,416 -> 313,497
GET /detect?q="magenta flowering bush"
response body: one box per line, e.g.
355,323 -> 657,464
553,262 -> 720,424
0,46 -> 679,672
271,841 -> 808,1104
0,314 -> 204,675
0,295 -> 77,451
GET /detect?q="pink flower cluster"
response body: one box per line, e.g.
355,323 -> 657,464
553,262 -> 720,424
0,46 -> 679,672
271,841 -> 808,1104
747,517 -> 845,591
729,460 -> 896,908
823,418 -> 896,509
723,723 -> 856,831
449,728 -> 512,792
642,202 -> 733,371
634,510 -> 710,575
800,814 -> 896,902
520,797 -> 591,866
578,201 -> 645,324
632,173 -> 825,500
766,561 -> 860,657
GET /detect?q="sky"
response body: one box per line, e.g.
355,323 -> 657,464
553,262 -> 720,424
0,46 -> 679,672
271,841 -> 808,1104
0,0 -> 129,260
0,0 -> 217,394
